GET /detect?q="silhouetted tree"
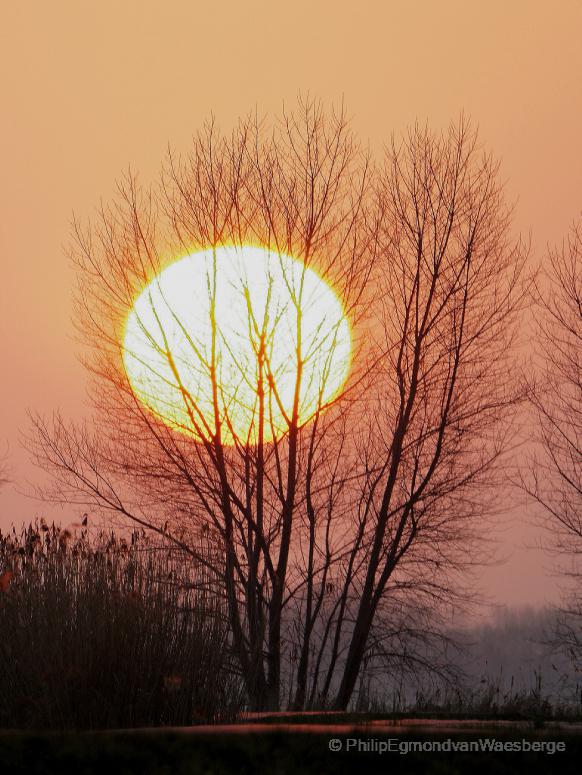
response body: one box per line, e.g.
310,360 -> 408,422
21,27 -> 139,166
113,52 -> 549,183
527,219 -> 582,551
525,218 -> 582,667
329,120 -> 527,708
28,103 -> 527,711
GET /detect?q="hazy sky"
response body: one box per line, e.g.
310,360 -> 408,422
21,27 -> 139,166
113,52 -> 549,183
1,1 -> 581,609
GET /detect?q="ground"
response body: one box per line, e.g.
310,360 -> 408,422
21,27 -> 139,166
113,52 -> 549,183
1,717 -> 581,774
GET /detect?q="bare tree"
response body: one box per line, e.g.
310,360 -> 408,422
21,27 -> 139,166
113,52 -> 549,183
525,218 -> 582,664
324,120 -> 527,708
28,103 -> 526,711
527,220 -> 582,551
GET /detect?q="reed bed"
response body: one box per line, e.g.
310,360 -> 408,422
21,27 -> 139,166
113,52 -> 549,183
0,522 -> 244,730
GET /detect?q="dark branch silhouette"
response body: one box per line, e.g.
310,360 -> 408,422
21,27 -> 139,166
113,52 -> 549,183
27,102 -> 527,711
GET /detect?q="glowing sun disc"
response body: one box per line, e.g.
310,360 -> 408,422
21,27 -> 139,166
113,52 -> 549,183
123,245 -> 352,444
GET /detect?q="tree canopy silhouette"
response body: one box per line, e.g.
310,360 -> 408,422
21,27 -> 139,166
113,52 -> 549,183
29,101 -> 527,711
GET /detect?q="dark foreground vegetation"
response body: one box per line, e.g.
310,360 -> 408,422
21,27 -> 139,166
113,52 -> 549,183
1,726 -> 582,775
1,521 -> 582,773
0,522 -> 243,729
2,522 -> 582,731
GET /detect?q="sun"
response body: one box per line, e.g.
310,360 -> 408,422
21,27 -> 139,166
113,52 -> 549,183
122,245 -> 352,444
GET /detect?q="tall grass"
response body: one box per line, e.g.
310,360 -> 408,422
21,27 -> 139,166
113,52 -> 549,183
352,672 -> 582,721
0,522 -> 244,730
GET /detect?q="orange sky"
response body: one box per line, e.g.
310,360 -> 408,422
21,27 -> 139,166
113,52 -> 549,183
1,0 -> 581,609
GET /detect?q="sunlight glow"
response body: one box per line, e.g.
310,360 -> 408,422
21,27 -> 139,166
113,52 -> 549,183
122,245 -> 352,445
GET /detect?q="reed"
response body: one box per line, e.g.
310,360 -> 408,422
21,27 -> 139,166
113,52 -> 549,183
0,521 -> 244,730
